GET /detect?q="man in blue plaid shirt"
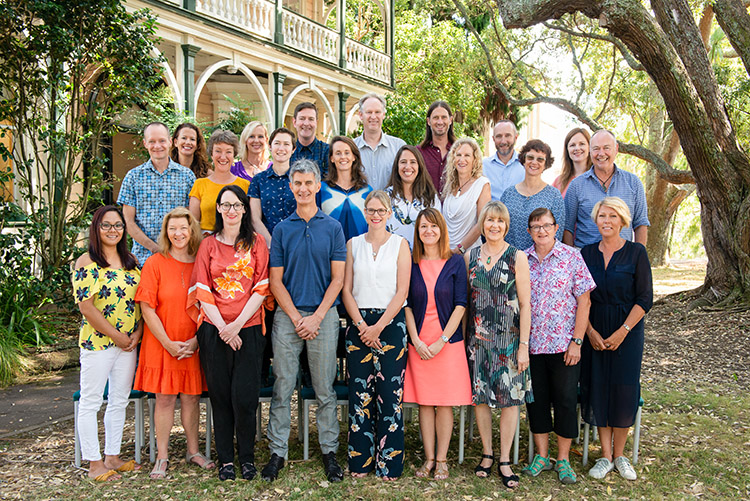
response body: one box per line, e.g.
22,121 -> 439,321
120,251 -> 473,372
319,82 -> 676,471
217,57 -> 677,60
289,102 -> 330,179
117,122 -> 196,266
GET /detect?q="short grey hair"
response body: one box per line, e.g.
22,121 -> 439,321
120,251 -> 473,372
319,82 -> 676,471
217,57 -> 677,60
358,92 -> 386,113
591,128 -> 617,142
289,158 -> 321,183
494,119 -> 518,136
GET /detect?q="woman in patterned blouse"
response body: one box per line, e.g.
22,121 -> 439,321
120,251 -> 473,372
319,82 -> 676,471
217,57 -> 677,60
72,206 -> 142,481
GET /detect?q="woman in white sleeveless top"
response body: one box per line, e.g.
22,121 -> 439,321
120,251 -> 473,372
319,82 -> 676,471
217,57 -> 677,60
342,190 -> 411,480
441,137 -> 491,256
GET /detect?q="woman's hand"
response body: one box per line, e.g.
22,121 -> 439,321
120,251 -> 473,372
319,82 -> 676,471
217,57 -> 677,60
563,342 -> 581,366
413,339 -> 434,360
586,327 -> 607,351
604,327 -> 627,351
110,331 -> 131,351
164,339 -> 183,358
427,339 -> 446,358
359,324 -> 383,350
219,321 -> 242,347
176,337 -> 198,360
517,343 -> 530,372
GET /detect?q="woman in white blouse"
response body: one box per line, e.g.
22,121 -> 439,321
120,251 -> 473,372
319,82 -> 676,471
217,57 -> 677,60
441,137 -> 491,255
342,190 -> 411,480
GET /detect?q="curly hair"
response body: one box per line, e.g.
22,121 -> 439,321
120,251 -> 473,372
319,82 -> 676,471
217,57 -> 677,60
442,137 -> 483,198
170,123 -> 211,178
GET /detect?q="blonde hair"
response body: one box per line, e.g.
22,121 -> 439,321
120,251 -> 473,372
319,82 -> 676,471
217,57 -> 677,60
158,207 -> 202,257
442,137 -> 483,198
478,201 -> 510,238
591,196 -> 632,227
238,121 -> 269,161
364,190 -> 392,213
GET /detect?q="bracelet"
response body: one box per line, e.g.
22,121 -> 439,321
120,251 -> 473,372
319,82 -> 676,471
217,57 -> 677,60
623,323 -> 631,332
457,243 -> 465,254
519,340 -> 529,346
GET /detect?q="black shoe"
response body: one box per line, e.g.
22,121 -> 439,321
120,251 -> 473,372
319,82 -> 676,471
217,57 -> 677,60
261,453 -> 285,481
218,463 -> 235,481
241,462 -> 257,480
322,451 -> 344,483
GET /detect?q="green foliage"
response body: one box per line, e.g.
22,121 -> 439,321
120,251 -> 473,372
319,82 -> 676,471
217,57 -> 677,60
0,0 -> 163,292
0,327 -> 25,387
210,94 -> 258,136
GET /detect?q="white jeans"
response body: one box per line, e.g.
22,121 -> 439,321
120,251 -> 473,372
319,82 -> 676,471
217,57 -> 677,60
78,347 -> 136,461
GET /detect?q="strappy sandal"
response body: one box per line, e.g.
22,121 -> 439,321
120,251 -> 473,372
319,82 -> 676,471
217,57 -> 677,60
415,458 -> 435,478
498,461 -> 519,489
523,453 -> 553,477
149,459 -> 169,479
434,459 -> 449,480
115,459 -> 140,472
474,453 -> 494,478
186,451 -> 216,470
93,470 -> 121,482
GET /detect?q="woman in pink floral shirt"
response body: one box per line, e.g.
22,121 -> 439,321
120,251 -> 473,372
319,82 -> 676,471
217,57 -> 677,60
522,207 -> 595,485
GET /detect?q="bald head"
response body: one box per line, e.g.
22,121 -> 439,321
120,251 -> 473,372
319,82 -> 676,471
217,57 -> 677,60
590,129 -> 618,172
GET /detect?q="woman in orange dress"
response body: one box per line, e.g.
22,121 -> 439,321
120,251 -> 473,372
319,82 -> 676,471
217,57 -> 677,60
133,207 -> 213,479
403,208 -> 471,480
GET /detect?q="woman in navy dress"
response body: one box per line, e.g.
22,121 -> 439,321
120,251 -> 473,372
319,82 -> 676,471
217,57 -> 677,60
581,196 -> 652,481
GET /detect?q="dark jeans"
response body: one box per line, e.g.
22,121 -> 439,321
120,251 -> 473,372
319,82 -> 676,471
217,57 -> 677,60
526,352 -> 580,439
197,322 -> 265,464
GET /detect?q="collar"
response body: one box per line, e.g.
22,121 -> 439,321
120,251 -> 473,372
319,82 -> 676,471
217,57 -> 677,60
298,138 -> 322,151
289,208 -> 324,221
492,151 -> 519,167
583,164 -> 619,179
267,164 -> 290,178
527,239 -> 564,263
146,158 -> 181,175
359,132 -> 390,150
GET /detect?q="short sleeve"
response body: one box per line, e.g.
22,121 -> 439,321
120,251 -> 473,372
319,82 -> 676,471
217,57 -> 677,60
117,170 -> 136,207
72,262 -> 102,304
631,177 -> 650,229
571,250 -> 596,298
187,237 -> 217,311
269,224 -> 285,268
134,254 -> 160,309
248,174 -> 262,199
188,178 -> 202,199
251,234 -> 271,298
331,223 -> 347,262
633,244 -> 653,313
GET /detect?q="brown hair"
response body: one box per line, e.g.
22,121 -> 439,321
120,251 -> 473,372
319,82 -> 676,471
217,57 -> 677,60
326,136 -> 368,190
419,101 -> 456,148
158,207 -> 202,257
519,139 -> 554,169
412,208 -> 452,263
208,129 -> 239,157
386,145 -> 437,208
170,123 -> 211,178
527,207 -> 556,227
559,128 -> 591,192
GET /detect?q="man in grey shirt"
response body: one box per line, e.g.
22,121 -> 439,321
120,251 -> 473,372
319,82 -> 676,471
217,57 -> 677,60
354,93 -> 406,191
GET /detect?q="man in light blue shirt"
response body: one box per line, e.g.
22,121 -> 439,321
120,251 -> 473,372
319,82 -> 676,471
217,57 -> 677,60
354,93 -> 406,191
562,129 -> 649,247
482,120 -> 526,200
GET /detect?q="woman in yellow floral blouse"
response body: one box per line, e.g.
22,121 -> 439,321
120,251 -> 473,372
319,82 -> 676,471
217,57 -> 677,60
72,206 -> 142,481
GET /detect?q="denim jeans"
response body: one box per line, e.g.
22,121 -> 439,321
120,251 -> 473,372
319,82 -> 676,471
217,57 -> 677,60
267,307 -> 339,457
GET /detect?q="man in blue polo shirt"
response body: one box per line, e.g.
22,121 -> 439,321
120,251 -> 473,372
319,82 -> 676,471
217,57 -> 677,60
483,120 -> 525,201
289,102 -> 330,178
262,159 -> 346,483
117,122 -> 195,266
562,129 -> 649,247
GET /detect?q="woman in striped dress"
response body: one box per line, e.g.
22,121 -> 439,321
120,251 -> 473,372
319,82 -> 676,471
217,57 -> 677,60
465,201 -> 533,489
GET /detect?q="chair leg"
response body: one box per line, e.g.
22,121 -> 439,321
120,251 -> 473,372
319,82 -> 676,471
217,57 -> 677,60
513,407 -> 520,465
458,406 -> 465,464
303,400 -> 310,461
256,401 -> 262,440
467,406 -> 474,441
632,405 -> 642,465
134,397 -> 143,465
528,427 -> 534,462
582,422 -> 590,467
205,399 -> 212,460
575,404 -> 581,444
148,397 -> 155,463
74,401 -> 81,468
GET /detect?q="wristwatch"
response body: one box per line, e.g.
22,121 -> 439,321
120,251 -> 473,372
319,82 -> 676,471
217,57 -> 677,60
623,323 -> 632,332
570,338 -> 583,346
440,335 -> 450,343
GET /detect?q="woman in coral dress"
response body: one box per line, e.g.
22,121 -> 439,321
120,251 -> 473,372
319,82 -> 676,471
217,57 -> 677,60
403,208 -> 471,481
134,207 -> 213,479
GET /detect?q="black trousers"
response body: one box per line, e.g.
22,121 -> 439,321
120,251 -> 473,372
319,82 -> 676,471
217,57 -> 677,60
526,352 -> 580,439
197,322 -> 265,464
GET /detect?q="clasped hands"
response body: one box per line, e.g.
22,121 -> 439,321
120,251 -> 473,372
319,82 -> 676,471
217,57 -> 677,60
587,327 -> 626,351
413,337 -> 444,360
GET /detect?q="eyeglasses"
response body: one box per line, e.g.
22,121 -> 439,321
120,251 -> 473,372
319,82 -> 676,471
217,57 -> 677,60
365,208 -> 389,216
525,155 -> 547,164
219,202 -> 245,212
99,222 -> 124,231
529,223 -> 555,233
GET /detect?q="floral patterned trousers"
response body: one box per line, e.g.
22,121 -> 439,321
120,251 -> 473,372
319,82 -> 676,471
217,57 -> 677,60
346,308 -> 407,478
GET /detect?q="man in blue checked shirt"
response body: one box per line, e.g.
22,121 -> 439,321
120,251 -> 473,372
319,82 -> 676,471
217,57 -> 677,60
117,122 -> 196,266
562,129 -> 649,248
289,102 -> 330,179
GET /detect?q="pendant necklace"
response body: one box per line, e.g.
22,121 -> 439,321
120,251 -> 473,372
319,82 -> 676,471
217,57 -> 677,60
595,169 -> 615,192
456,177 -> 473,196
482,244 -> 506,265
403,202 -> 414,225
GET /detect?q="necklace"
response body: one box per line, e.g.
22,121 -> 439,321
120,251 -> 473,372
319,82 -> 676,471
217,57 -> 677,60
170,251 -> 190,289
482,243 -> 507,265
595,169 -> 615,191
456,177 -> 473,196
402,202 -> 415,225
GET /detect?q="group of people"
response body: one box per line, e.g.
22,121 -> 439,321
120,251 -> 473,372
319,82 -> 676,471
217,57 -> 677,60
72,93 -> 653,488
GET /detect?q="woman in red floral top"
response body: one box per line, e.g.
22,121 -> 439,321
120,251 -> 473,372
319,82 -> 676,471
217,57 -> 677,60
188,184 -> 272,481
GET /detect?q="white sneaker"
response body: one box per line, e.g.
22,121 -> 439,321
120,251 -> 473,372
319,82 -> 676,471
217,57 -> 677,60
588,457 -> 614,479
614,456 -> 637,480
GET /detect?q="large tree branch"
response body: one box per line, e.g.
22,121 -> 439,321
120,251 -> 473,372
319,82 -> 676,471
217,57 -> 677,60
713,0 -> 750,76
542,20 -> 644,71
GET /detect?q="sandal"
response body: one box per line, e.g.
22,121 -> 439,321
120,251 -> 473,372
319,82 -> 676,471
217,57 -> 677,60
186,451 -> 216,470
498,461 -> 519,489
149,459 -> 169,479
415,458 -> 435,478
523,454 -> 553,477
434,459 -> 449,480
115,459 -> 141,472
474,453 -> 494,478
93,470 -> 121,482
555,458 -> 577,484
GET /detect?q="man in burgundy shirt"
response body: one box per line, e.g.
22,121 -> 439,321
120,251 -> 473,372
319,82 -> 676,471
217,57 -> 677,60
417,101 -> 455,193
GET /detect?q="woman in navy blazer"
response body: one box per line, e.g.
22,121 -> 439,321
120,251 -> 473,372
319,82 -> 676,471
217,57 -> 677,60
403,208 -> 472,480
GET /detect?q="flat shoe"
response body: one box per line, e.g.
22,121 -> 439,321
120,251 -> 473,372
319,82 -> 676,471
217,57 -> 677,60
523,454 -> 554,477
434,459 -> 449,480
415,459 -> 435,478
115,459 -> 140,472
150,459 -> 169,479
93,470 -> 121,482
186,451 -> 216,470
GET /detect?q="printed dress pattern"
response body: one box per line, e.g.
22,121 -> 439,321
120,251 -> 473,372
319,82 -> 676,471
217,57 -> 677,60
466,246 -> 533,408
